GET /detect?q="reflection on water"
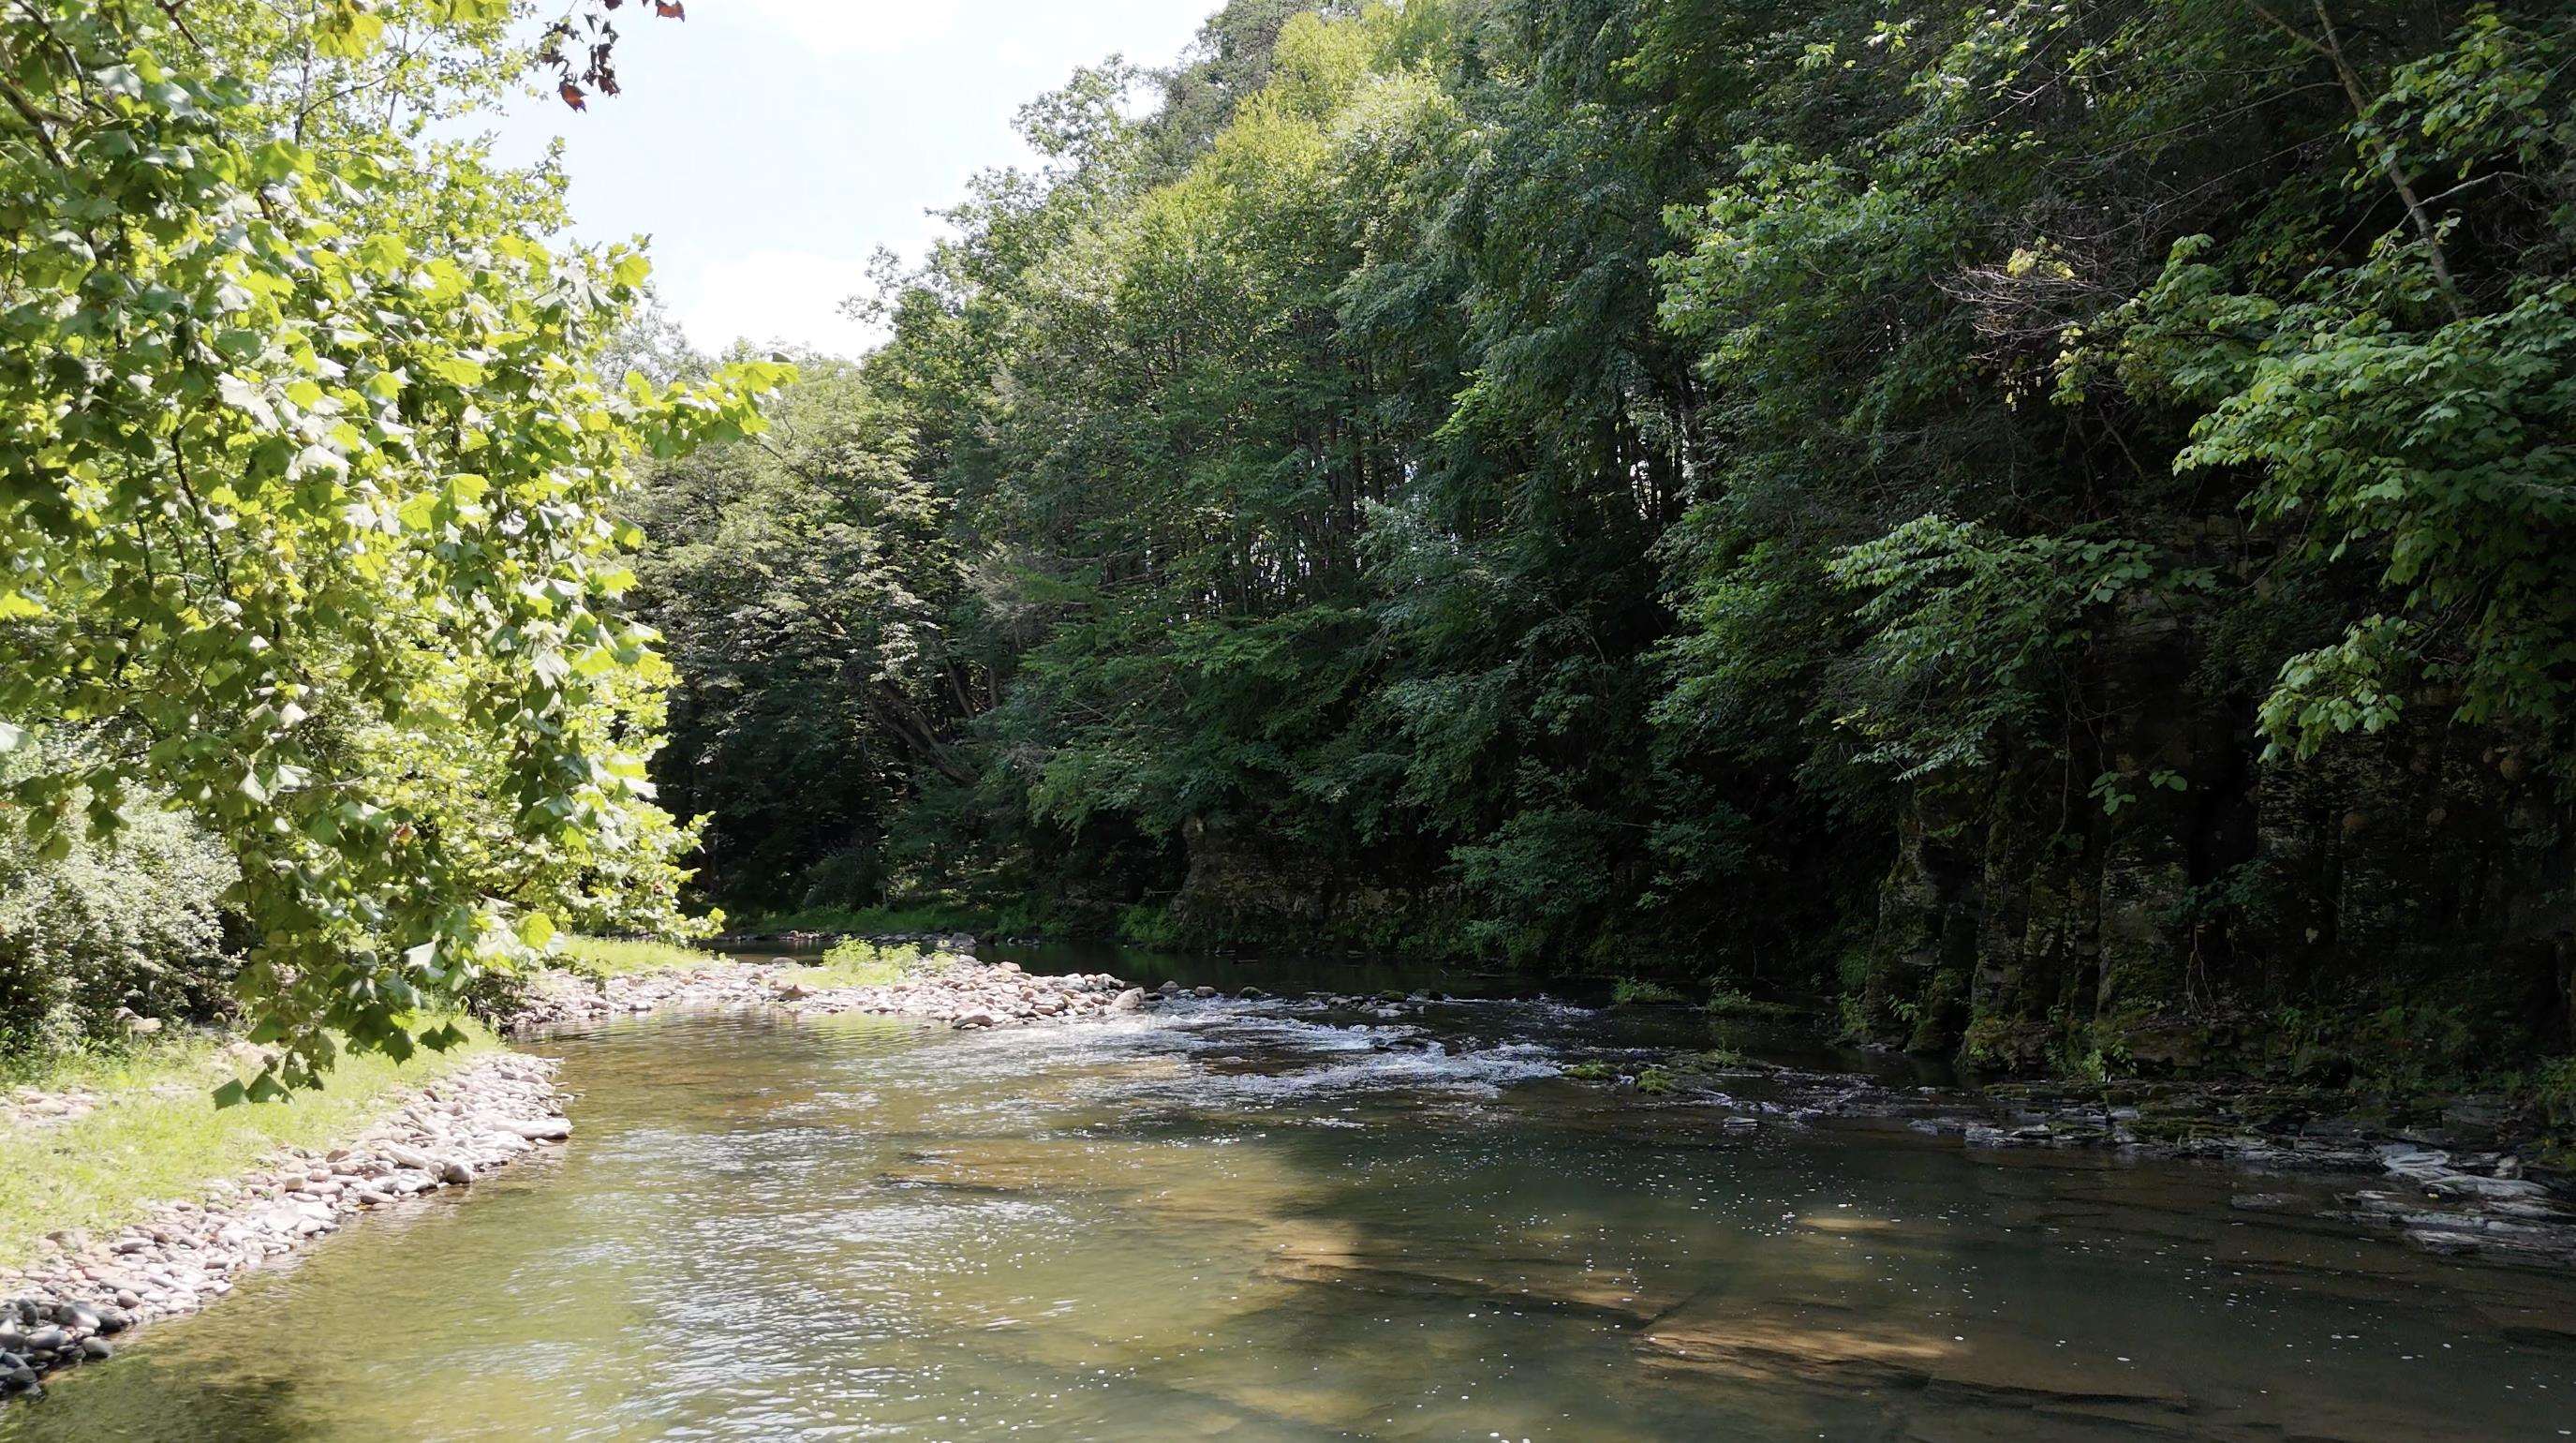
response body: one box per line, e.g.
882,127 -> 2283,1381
5,989 -> 2574,1440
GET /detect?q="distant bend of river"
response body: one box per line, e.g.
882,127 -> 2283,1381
4,950 -> 2571,1441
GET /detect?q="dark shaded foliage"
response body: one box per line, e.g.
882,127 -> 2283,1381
636,0 -> 2576,1087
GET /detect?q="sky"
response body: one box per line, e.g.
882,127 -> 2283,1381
481,1 -> 1221,357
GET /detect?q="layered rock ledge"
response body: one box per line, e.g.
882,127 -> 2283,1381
0,1052 -> 569,1398
504,953 -> 1149,1034
1579,1048 -> 2576,1269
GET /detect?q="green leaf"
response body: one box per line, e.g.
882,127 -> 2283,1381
517,911 -> 556,949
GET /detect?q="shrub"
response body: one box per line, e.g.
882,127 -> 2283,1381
1705,989 -> 1814,1020
2533,1056 -> 2576,1155
804,939 -> 925,988
0,789 -> 240,1064
1611,977 -> 1688,1006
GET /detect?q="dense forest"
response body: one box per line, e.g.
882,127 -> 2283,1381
14,7 -> 2576,1433
3,0 -> 2573,1100
624,0 -> 2576,1091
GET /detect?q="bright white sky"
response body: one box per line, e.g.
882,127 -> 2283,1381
483,1 -> 1218,356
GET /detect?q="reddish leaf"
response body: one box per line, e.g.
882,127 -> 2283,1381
655,1 -> 686,16
558,81 -> 587,111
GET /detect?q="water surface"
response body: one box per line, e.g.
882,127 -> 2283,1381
6,985 -> 2573,1439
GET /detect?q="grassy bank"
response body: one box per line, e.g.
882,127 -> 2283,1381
726,903 -> 999,937
560,932 -> 918,993
0,1025 -> 499,1263
558,935 -> 724,977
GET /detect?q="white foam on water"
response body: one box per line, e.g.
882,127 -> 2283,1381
914,998 -> 1571,1114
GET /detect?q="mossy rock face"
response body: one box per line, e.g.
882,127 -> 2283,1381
1560,1062 -> 1615,1082
1960,1017 -> 2055,1073
1634,1066 -> 1678,1095
2092,1013 -> 2223,1077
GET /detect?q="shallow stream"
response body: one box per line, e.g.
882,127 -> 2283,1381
5,959 -> 2573,1439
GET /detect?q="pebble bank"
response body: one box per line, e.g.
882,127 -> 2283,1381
502,952 -> 1151,1034
0,1052 -> 567,1397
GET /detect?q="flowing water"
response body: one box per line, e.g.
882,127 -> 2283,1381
6,961 -> 2575,1440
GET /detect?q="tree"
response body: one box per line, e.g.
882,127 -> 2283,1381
0,0 -> 784,1090
642,0 -> 2576,1087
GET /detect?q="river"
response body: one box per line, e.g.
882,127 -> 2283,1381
3,953 -> 2571,1439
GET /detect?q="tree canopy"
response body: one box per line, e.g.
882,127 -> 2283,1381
8,0 -> 2571,1092
0,0 -> 782,1089
632,0 -> 2576,1083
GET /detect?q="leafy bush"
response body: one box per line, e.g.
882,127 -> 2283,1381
1116,902 -> 1187,950
801,939 -> 926,989
0,782 -> 239,1064
1705,989 -> 1814,1020
2531,1057 -> 2576,1156
1610,977 -> 1688,1006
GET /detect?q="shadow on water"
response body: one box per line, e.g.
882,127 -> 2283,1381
2,989 -> 2571,1440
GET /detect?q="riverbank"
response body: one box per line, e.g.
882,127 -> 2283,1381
9,953 -> 2567,1412
0,1032 -> 528,1265
0,949 -> 1141,1399
0,1051 -> 567,1396
14,982 -> 2572,1441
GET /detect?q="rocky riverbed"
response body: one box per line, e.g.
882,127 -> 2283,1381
1573,1041 -> 2576,1270
503,952 -> 1153,1034
0,1053 -> 569,1399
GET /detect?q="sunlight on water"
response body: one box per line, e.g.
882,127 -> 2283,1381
4,990 -> 2573,1440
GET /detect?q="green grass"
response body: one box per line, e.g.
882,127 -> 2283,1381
0,1024 -> 498,1262
787,939 -> 927,990
729,902 -> 995,936
1610,977 -> 1689,1006
558,935 -> 722,977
